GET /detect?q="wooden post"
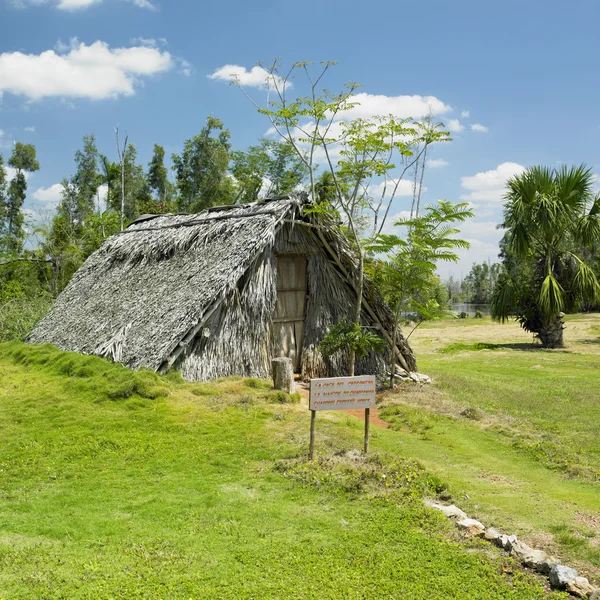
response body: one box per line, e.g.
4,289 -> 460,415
272,357 -> 295,393
364,408 -> 370,454
309,409 -> 316,460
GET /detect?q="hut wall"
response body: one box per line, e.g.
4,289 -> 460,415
179,249 -> 277,381
273,222 -> 391,380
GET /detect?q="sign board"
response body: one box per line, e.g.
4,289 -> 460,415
309,376 -> 376,411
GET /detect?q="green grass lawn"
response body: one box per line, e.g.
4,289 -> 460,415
0,342 -> 560,599
376,314 -> 600,581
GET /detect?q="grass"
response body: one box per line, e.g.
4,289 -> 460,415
0,341 -> 562,599
376,314 -> 600,580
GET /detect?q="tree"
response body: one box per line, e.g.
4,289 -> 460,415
71,134 -> 100,224
232,60 -> 450,374
463,261 -> 500,304
2,143 -> 40,254
370,200 -> 473,384
491,165 -> 600,348
231,139 -> 309,203
172,117 -> 235,212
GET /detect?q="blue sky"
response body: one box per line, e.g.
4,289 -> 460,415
1,0 -> 600,278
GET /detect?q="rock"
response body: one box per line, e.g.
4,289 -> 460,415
589,589 -> 600,600
498,534 -> 518,551
484,527 -> 501,543
509,539 -> 534,559
549,565 -> 578,589
566,577 -> 596,598
417,373 -> 432,384
409,372 -> 421,383
395,366 -> 409,377
424,500 -> 467,520
520,549 -> 549,571
457,518 -> 486,537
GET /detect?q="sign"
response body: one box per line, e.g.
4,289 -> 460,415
309,376 -> 376,411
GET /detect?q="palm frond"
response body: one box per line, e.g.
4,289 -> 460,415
539,273 -> 565,316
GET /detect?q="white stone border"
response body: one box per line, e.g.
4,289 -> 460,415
425,500 -> 599,598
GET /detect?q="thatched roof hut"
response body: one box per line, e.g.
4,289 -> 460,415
29,195 -> 416,381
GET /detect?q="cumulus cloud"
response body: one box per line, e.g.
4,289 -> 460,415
57,0 -> 101,10
12,0 -> 155,8
460,162 -> 526,204
129,0 -> 157,10
471,123 -> 488,133
340,92 -> 451,120
461,110 -> 470,118
447,118 -> 464,133
32,183 -> 63,203
429,158 -> 448,168
369,178 -> 418,199
0,39 -> 175,101
24,126 -> 36,132
208,64 -> 288,89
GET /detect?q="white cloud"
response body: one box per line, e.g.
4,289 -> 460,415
0,39 -> 175,101
0,129 -> 4,137
179,59 -> 192,77
208,64 -> 288,89
461,110 -> 470,118
129,0 -> 157,8
32,183 -> 63,203
429,158 -> 448,168
57,0 -> 100,10
340,92 -> 451,121
24,126 -> 36,132
447,118 -> 464,133
460,162 -> 526,204
3,166 -> 33,182
370,178 -> 419,199
471,123 -> 488,133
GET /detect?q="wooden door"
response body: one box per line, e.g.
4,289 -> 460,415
273,254 -> 307,371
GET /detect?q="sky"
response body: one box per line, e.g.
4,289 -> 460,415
1,0 -> 600,279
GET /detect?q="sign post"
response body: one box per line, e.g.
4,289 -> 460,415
308,375 -> 376,458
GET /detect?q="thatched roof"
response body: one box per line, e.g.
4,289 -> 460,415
29,195 -> 416,374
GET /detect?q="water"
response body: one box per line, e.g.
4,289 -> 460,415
450,303 -> 490,317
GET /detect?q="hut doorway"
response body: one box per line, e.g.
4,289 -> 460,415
273,254 -> 307,371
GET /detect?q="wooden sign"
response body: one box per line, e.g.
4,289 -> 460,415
308,375 -> 376,459
309,376 -> 376,411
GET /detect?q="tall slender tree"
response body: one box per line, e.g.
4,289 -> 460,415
172,116 -> 235,212
3,143 -> 40,254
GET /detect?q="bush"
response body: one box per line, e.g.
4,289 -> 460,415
0,295 -> 53,342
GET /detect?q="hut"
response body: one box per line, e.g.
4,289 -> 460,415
28,195 -> 416,381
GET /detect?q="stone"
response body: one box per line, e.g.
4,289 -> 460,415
498,534 -> 518,551
520,549 -> 549,571
409,372 -> 421,383
549,565 -> 578,589
566,577 -> 596,598
484,527 -> 501,543
424,500 -> 467,520
589,589 -> 600,600
509,539 -> 534,559
458,518 -> 486,537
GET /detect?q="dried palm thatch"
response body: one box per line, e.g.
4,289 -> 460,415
28,195 -> 416,380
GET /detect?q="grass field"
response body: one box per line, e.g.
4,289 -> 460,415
0,341 -> 565,599
377,314 -> 600,581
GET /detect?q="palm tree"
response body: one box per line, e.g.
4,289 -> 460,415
492,165 -> 600,347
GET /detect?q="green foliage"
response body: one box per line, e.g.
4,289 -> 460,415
1,143 -> 40,254
319,318 -> 385,359
462,262 -> 501,304
492,164 -> 600,345
172,116 -> 235,212
0,295 -> 53,342
231,138 -> 309,203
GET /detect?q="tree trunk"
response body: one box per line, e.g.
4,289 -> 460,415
272,357 -> 295,393
536,315 -> 565,348
349,247 -> 365,377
